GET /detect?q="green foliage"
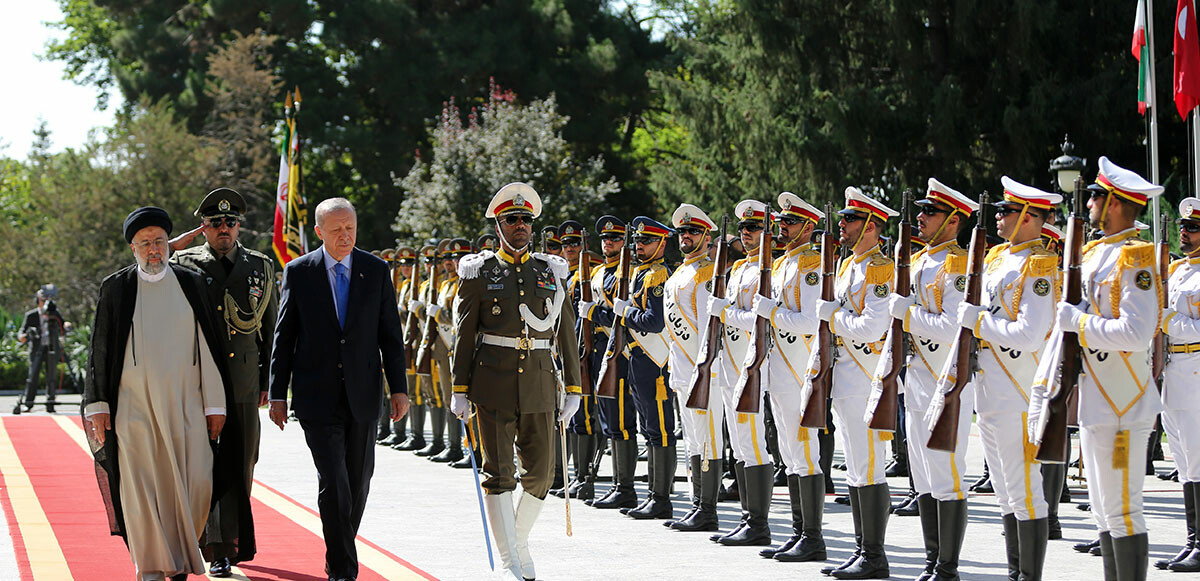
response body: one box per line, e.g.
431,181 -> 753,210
394,85 -> 619,242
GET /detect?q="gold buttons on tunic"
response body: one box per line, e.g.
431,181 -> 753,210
520,290 -> 525,296
229,353 -> 235,358
492,305 -> 502,316
518,367 -> 524,373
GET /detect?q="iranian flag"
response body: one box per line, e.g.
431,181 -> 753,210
1135,0 -> 1154,115
272,90 -> 308,265
1176,0 -> 1200,119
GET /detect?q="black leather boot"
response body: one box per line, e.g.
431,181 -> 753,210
1112,532 -> 1148,581
933,499 -> 967,581
1171,481 -> 1200,572
623,441 -> 656,515
673,456 -> 721,532
718,463 -> 772,546
821,486 -> 862,575
969,462 -> 991,492
712,461 -> 748,542
395,404 -> 427,450
628,445 -> 676,519
414,405 -> 446,456
761,474 -> 802,558
1016,517 -> 1048,581
915,494 -> 938,580
1002,513 -> 1020,581
431,415 -> 463,462
667,455 -> 702,528
1160,481 -> 1198,569
831,483 -> 889,579
1099,532 -> 1116,581
1041,463 -> 1066,540
775,473 -> 827,562
380,416 -> 407,447
591,438 -> 637,509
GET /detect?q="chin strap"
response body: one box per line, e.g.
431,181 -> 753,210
1007,205 -> 1030,244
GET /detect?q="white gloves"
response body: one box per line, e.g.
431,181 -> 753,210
707,296 -> 732,317
558,394 -> 581,423
956,302 -> 986,330
887,293 -> 916,320
1056,301 -> 1085,331
816,300 -> 839,322
752,295 -> 777,318
408,299 -> 424,313
450,393 -> 470,420
613,298 -> 633,318
426,304 -> 442,319
577,300 -> 595,320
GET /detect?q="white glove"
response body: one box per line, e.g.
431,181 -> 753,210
1163,307 -> 1178,334
752,295 -> 778,318
408,299 -> 424,313
578,300 -> 595,320
426,304 -> 442,319
613,298 -> 633,318
887,293 -> 916,320
956,302 -> 986,330
1056,301 -> 1085,331
707,295 -> 732,317
816,300 -> 839,322
450,393 -> 470,420
558,394 -> 581,423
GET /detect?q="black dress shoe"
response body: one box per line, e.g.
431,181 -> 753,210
209,556 -> 232,577
1073,538 -> 1100,553
890,494 -> 919,516
834,495 -> 850,506
170,575 -> 187,581
45,403 -> 55,414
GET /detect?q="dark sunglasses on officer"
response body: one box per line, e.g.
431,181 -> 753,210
561,239 -> 583,248
633,235 -> 659,246
545,242 -> 563,251
738,221 -> 764,232
676,226 -> 705,237
503,214 -> 534,225
206,216 -> 240,228
1182,220 -> 1200,234
599,233 -> 623,242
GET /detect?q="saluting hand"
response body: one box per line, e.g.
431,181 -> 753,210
168,225 -> 205,252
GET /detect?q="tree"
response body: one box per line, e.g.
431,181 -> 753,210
394,83 -> 619,243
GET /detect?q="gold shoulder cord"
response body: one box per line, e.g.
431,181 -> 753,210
224,261 -> 274,339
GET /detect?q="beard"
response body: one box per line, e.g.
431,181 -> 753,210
138,257 -> 166,275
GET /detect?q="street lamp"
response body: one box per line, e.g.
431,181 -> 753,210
1048,134 -> 1086,194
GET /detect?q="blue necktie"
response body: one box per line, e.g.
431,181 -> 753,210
334,263 -> 349,329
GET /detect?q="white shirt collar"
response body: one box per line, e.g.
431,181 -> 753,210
137,264 -> 168,282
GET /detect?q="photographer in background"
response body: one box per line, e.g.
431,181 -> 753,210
17,285 -> 69,413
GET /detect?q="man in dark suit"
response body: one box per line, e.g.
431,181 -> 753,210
268,197 -> 410,581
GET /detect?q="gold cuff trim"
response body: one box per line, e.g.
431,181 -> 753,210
972,311 -> 985,339
1078,314 -> 1090,349
565,385 -> 582,394
453,385 -> 469,394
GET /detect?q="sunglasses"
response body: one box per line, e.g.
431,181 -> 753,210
1089,189 -> 1109,200
545,242 -> 563,251
1182,222 -> 1200,233
634,236 -> 659,245
207,217 -> 240,228
563,240 -> 582,248
841,214 -> 865,224
599,234 -> 623,242
995,207 -> 1022,217
918,207 -> 950,217
503,214 -> 534,225
778,215 -> 804,226
677,226 -> 705,236
738,222 -> 765,232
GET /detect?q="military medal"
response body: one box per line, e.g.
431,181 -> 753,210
492,304 -> 502,316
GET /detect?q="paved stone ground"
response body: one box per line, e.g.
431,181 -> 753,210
3,393 -> 1188,580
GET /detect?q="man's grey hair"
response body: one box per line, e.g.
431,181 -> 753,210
315,197 -> 356,227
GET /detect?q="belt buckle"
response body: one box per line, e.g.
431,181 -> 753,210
516,337 -> 533,350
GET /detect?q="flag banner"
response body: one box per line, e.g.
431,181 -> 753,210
1176,0 -> 1200,119
1135,0 -> 1154,115
273,90 -> 309,265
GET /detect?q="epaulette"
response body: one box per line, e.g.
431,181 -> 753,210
796,251 -> 822,273
1118,240 -> 1155,270
1025,254 -> 1059,278
730,257 -> 749,273
944,245 -> 968,274
1170,258 -> 1187,278
457,250 -> 495,279
243,247 -> 272,262
1082,239 -> 1104,258
532,252 -> 570,280
911,248 -> 928,264
772,255 -> 787,271
693,263 -> 716,286
984,243 -> 1009,265
638,263 -> 670,288
865,254 -> 894,285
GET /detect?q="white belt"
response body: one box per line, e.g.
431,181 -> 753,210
481,334 -> 551,350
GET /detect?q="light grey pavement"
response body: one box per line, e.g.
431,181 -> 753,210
1,392 -> 1189,580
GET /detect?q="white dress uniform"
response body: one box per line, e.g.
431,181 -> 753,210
903,239 -> 973,501
716,233 -> 770,467
665,249 -> 722,461
1163,254 -> 1200,483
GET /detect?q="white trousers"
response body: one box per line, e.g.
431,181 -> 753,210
832,395 -> 889,487
720,380 -> 770,467
1080,422 -> 1153,538
906,397 -> 972,502
768,379 -> 823,477
673,380 -> 725,461
1163,408 -> 1200,483
977,411 -> 1047,520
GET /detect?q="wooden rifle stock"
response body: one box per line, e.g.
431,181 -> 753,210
686,218 -> 729,410
800,203 -> 837,428
868,190 -> 913,430
578,229 -> 595,396
402,257 -> 423,369
926,191 -> 989,452
1152,213 -> 1170,393
1035,179 -> 1087,463
736,204 -> 774,413
596,231 -> 632,398
415,259 -> 440,375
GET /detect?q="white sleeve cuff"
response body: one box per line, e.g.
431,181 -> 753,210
83,401 -> 110,418
204,407 -> 226,416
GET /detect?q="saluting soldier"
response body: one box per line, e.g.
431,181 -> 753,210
450,183 -> 581,581
952,178 -> 1060,580
169,187 -> 274,577
1155,197 -> 1200,572
610,216 -> 678,520
1032,157 -> 1163,580
705,199 -> 774,547
883,179 -> 977,580
663,204 -> 724,533
553,220 -> 603,500
753,193 -> 828,562
381,247 -> 418,447
815,187 -> 898,579
577,216 -> 639,509
428,239 -> 470,463
396,243 -> 439,451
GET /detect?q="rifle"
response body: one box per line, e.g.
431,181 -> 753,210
735,204 -> 774,413
1035,179 -> 1087,463
596,230 -> 632,398
578,229 -> 595,396
868,190 -> 912,431
686,217 -> 729,410
800,203 -> 838,428
926,191 -> 989,453
414,254 -> 442,375
402,255 -> 423,370
1152,212 -> 1170,393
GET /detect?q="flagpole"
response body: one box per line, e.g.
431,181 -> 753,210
1195,109 -> 1200,197
1148,0 -> 1163,243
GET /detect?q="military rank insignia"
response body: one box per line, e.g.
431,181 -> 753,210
653,285 -> 664,297
1033,278 -> 1051,297
805,272 -> 819,286
954,275 -> 966,293
1135,270 -> 1152,291
248,271 -> 264,299
874,284 -> 889,298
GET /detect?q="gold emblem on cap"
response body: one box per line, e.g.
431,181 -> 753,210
637,223 -> 646,235
605,221 -> 613,230
513,193 -> 525,207
743,208 -> 753,218
218,199 -> 231,212
566,226 -> 575,234
1187,207 -> 1196,219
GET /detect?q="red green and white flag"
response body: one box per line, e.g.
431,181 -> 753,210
1134,0 -> 1154,115
273,89 -> 309,266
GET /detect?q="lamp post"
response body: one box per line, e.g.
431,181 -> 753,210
1048,135 -> 1086,225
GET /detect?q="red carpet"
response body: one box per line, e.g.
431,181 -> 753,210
0,415 -> 435,580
